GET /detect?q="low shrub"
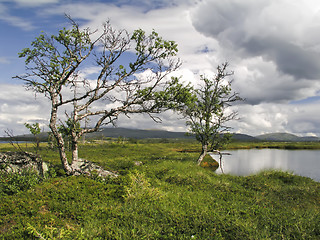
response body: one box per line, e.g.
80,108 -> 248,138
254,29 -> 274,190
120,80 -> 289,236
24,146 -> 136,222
200,160 -> 219,170
124,170 -> 164,202
0,170 -> 41,195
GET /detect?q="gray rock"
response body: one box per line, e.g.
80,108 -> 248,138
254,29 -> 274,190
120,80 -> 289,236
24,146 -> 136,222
0,151 -> 48,177
71,158 -> 118,178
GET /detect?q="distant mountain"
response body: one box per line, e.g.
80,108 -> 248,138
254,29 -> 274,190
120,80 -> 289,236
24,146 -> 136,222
0,128 -> 193,142
2,128 -> 318,142
85,127 -> 192,139
300,136 -> 320,142
89,129 -> 259,141
256,133 -> 299,142
231,133 -> 258,142
0,132 -> 49,142
1,128 -> 256,142
255,133 -> 320,142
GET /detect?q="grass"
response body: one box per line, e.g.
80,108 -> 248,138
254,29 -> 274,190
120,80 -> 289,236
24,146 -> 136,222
0,140 -> 319,239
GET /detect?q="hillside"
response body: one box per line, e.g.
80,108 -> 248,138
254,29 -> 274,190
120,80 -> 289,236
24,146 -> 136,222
0,128 -> 257,142
256,132 -> 320,142
0,128 -> 191,142
85,127 -> 193,139
89,128 -> 259,141
231,133 -> 258,142
2,128 -> 319,142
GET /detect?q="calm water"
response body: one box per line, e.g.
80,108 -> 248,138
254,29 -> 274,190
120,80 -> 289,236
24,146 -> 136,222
211,149 -> 320,182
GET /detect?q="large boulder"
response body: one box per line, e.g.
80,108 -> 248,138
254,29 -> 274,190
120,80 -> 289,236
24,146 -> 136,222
0,151 -> 48,177
71,159 -> 118,178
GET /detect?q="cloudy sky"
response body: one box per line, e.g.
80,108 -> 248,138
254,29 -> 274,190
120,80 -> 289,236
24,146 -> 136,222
1,0 -> 320,137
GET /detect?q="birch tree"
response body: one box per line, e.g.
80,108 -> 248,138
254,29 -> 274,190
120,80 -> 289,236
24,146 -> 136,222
15,17 -> 184,175
180,63 -> 242,165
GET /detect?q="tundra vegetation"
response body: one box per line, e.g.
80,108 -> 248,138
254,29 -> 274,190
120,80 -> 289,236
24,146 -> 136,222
0,140 -> 319,239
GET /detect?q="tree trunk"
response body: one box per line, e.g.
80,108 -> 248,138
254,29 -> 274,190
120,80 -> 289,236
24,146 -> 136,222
71,140 -> 79,163
71,133 -> 80,165
50,97 -> 73,175
70,136 -> 81,175
50,125 -> 73,175
197,144 -> 208,165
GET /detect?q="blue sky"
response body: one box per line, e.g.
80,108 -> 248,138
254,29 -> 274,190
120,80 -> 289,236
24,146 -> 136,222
1,0 -> 320,136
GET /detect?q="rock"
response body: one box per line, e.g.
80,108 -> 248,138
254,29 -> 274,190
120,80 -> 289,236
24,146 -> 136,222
70,159 -> 118,178
0,152 -> 117,178
0,151 -> 48,177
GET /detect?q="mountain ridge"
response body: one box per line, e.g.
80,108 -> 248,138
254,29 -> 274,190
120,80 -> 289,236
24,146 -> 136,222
1,128 -> 319,142
255,132 -> 320,142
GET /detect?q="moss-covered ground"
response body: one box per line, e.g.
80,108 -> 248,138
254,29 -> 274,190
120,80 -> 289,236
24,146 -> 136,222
0,140 -> 319,239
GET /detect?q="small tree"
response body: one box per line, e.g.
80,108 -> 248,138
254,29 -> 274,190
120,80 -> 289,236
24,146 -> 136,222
180,63 -> 242,165
15,16 -> 185,175
24,122 -> 41,153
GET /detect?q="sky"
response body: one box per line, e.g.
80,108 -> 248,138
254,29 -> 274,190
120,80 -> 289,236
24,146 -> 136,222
1,0 -> 320,137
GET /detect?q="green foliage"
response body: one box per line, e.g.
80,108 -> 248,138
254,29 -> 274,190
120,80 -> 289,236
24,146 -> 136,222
17,23 -> 91,91
0,170 -> 41,195
124,170 -> 164,202
58,118 -> 81,136
24,122 -> 41,136
156,77 -> 196,109
27,220 -> 85,240
134,76 -> 195,113
178,63 -> 242,153
57,118 -> 82,150
24,122 -> 42,153
131,29 -> 178,59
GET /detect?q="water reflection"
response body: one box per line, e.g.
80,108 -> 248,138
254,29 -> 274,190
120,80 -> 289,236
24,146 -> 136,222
211,149 -> 320,182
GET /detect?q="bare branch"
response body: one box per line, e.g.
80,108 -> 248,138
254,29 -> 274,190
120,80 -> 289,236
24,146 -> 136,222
4,129 -> 25,153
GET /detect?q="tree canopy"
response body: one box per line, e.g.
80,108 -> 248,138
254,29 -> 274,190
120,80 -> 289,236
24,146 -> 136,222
15,16 -> 188,175
178,63 -> 243,164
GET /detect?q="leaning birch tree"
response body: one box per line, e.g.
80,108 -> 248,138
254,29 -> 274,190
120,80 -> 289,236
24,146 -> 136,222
179,63 -> 242,165
15,17 -> 184,175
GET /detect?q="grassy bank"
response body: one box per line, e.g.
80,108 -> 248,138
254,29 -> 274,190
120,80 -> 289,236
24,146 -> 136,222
1,141 -> 319,239
227,141 -> 320,150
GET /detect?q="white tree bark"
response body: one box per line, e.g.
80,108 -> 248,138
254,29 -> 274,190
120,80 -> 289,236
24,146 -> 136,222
197,144 -> 208,165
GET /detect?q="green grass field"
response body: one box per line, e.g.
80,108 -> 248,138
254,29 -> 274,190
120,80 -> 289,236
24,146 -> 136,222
0,140 -> 319,239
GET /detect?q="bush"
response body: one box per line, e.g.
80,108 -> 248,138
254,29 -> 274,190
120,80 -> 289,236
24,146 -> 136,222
26,218 -> 87,240
200,160 -> 219,171
0,170 -> 41,195
124,170 -> 164,202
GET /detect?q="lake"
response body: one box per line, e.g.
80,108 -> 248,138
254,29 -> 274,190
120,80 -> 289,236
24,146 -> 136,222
211,149 -> 320,182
